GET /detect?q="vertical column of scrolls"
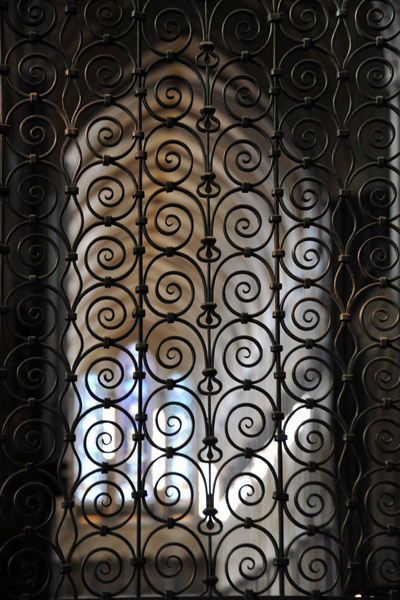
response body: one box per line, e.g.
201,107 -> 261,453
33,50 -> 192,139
337,3 -> 400,594
57,4 -> 82,596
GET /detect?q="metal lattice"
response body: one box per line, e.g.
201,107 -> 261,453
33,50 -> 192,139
0,1 -> 399,598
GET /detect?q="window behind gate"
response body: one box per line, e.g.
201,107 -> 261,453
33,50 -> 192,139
0,1 -> 399,599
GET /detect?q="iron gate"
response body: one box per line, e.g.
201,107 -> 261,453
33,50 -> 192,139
0,0 -> 399,598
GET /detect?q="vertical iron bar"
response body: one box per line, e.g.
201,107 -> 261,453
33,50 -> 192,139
0,0 -> 5,508
0,0 -> 4,332
204,1 -> 214,594
135,2 -> 144,596
271,2 -> 285,595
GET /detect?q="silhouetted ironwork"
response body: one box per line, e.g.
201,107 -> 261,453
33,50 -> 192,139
0,1 -> 399,598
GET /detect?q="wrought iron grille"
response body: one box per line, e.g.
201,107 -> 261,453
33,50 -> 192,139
0,1 -> 399,598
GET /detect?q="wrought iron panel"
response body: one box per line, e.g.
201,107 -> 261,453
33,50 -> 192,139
0,1 -> 399,598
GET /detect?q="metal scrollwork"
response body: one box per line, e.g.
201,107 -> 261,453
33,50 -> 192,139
0,1 -> 399,598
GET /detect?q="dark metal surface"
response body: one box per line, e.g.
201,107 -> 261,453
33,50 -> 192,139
0,0 -> 399,598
